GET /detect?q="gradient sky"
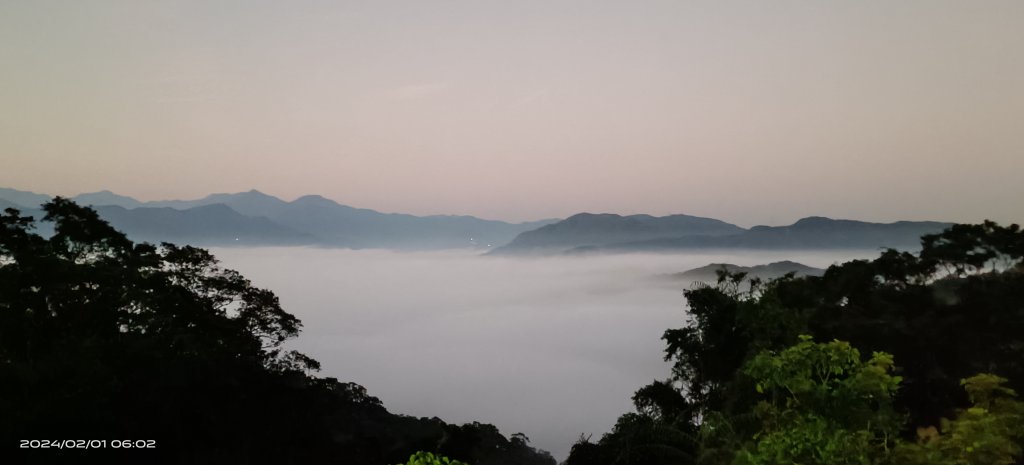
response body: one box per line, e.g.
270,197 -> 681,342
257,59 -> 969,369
1,1 -> 1021,226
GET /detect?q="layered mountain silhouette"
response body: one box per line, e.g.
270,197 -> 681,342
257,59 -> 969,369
0,187 -> 50,210
2,187 -> 953,252
489,213 -> 744,255
571,216 -> 952,253
0,198 -> 26,211
493,214 -> 952,255
72,190 -> 145,209
665,261 -> 825,285
91,204 -> 313,246
1,188 -> 556,250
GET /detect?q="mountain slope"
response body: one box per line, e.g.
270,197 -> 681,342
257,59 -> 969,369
147,189 -> 292,217
581,217 -> 952,253
141,190 -> 556,249
72,190 -> 145,209
1,187 -> 556,250
0,198 -> 27,211
666,260 -> 825,284
265,194 -> 555,249
93,204 -> 314,246
490,212 -> 745,255
0,188 -> 50,209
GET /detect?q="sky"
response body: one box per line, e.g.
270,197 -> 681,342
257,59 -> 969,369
1,0 -> 1022,227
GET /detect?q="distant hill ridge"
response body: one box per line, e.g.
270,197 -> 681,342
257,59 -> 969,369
91,204 -> 313,246
666,261 -> 826,284
493,214 -> 952,255
1,187 -> 954,253
576,217 -> 952,253
0,187 -> 556,250
0,187 -> 50,209
489,212 -> 745,255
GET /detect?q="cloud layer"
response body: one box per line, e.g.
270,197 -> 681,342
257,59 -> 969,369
211,247 -> 875,459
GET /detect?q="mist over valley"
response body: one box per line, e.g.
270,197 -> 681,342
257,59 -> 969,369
209,247 -> 876,459
0,186 -> 967,460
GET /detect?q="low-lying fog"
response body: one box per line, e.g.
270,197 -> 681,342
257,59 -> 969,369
211,247 -> 876,460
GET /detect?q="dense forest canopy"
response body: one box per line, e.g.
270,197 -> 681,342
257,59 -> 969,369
566,220 -> 1024,465
0,199 -> 555,465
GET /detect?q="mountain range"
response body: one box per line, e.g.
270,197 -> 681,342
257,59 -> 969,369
664,261 -> 826,285
568,216 -> 952,253
0,188 -> 555,249
488,212 -> 744,255
491,214 -> 952,255
0,187 -> 954,253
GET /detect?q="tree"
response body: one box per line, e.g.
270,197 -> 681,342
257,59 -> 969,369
737,340 -> 1024,465
919,221 -> 1024,277
398,451 -> 469,465
735,336 -> 903,465
892,374 -> 1024,465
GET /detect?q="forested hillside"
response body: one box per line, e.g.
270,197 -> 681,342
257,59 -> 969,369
568,221 -> 1024,465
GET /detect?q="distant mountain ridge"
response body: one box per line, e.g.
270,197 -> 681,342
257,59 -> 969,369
576,216 -> 952,253
0,198 -> 26,211
73,190 -> 145,209
489,212 -> 953,255
92,204 -> 313,246
1,187 -> 955,253
0,187 -> 50,209
666,261 -> 825,284
0,187 -> 557,250
489,212 -> 745,255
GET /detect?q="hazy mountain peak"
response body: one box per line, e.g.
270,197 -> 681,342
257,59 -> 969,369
566,212 -> 616,219
793,216 -> 835,225
666,260 -> 826,283
201,189 -> 281,201
72,190 -> 143,208
0,187 -> 52,209
787,216 -> 846,230
238,189 -> 278,199
292,194 -> 339,206
491,211 -> 745,254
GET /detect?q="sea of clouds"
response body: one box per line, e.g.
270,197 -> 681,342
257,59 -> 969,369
211,247 -> 876,460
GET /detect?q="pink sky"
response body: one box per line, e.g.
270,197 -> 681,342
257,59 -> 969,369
1,1 -> 1022,226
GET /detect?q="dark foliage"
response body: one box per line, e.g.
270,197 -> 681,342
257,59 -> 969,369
0,199 -> 555,465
